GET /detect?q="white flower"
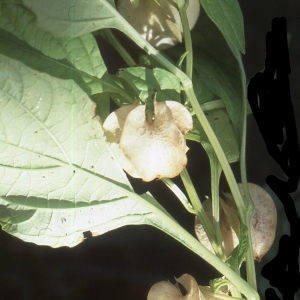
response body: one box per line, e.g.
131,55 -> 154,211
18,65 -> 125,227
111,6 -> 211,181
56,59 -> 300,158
103,100 -> 193,181
117,0 -> 200,49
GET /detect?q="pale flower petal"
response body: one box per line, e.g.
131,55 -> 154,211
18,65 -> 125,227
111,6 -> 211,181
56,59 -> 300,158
166,101 -> 193,134
117,0 -> 200,50
194,197 -> 239,257
103,100 -> 192,182
147,281 -> 182,300
223,183 -> 277,261
119,100 -> 191,181
147,274 -> 205,300
102,102 -> 139,143
195,183 -> 277,261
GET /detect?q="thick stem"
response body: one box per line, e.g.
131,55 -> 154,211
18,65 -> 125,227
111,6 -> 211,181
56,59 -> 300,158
180,168 -> 226,261
99,29 -> 136,67
210,154 -> 225,257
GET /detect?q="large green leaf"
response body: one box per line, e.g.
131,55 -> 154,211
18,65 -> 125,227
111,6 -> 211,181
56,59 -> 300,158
199,0 -> 245,54
0,49 -> 184,248
22,0 -> 119,38
0,0 -> 115,96
0,28 -> 133,120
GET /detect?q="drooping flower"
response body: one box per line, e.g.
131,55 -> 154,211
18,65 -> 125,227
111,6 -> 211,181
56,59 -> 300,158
103,100 -> 193,181
147,274 -> 226,300
195,183 -> 277,261
117,0 -> 200,50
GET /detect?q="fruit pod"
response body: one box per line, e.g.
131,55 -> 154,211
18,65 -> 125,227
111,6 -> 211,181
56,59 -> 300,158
223,183 -> 277,262
194,197 -> 239,257
195,183 -> 277,261
147,273 -> 225,300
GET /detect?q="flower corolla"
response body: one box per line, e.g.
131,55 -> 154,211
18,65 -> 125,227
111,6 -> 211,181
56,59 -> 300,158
103,100 -> 193,181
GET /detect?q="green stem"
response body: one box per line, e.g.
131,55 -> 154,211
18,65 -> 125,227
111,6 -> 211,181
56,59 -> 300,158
183,87 -> 247,222
129,189 -> 257,300
180,168 -> 226,261
201,286 -> 243,300
176,0 -> 193,79
161,178 -> 195,214
77,159 -> 258,299
239,57 -> 257,290
99,29 -> 136,67
110,7 -> 258,299
210,153 -> 225,257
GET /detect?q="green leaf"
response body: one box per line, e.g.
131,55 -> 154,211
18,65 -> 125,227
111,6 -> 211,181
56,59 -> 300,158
167,9 -> 247,142
90,92 -> 111,122
0,49 -> 185,248
0,27 -> 132,110
0,0 -> 114,95
117,67 -> 182,102
108,75 -> 137,106
199,0 -> 245,54
226,220 -> 249,272
209,277 -> 230,294
187,109 -> 240,163
22,0 -> 118,38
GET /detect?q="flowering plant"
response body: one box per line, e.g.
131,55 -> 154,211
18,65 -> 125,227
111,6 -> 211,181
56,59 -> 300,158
0,0 -> 278,299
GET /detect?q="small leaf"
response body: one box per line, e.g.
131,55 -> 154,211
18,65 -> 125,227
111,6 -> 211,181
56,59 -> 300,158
199,0 -> 245,53
225,220 -> 249,272
209,277 -> 230,294
118,67 -> 182,103
191,109 -> 240,163
90,92 -> 111,122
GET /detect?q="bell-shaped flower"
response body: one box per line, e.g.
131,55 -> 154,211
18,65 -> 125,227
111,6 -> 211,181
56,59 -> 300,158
117,0 -> 200,50
103,100 -> 193,181
147,273 -> 227,299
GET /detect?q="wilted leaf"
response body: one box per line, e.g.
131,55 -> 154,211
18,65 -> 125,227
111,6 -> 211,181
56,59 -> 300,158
102,101 -> 140,142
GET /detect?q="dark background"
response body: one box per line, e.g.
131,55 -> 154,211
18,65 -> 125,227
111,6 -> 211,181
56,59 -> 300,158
1,1 -> 300,299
